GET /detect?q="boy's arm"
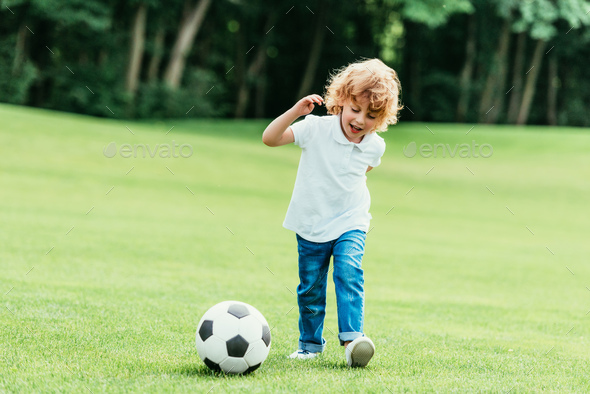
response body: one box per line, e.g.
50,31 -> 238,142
262,94 -> 323,147
261,109 -> 297,147
366,166 -> 373,173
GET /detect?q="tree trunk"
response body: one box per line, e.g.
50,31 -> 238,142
234,86 -> 249,119
13,22 -> 28,76
233,30 -> 246,118
79,51 -> 89,65
507,32 -> 526,123
456,14 -> 476,122
163,0 -> 212,88
406,23 -> 422,120
147,24 -> 165,83
98,49 -> 108,67
296,4 -> 327,99
409,56 -> 422,120
234,12 -> 278,118
479,18 -> 511,123
125,3 -> 147,94
255,61 -> 267,118
516,39 -> 546,125
487,20 -> 512,124
235,41 -> 268,118
546,53 -> 558,126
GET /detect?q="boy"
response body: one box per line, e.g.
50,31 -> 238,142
262,58 -> 402,367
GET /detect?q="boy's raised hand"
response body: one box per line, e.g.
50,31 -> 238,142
292,94 -> 324,117
262,94 -> 323,147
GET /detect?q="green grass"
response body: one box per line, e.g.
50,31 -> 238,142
1,103 -> 589,392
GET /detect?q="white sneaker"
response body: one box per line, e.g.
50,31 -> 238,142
345,337 -> 375,367
288,349 -> 319,360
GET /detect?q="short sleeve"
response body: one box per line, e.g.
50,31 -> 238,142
290,115 -> 318,149
370,138 -> 386,167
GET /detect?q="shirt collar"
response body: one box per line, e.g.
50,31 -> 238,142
331,114 -> 374,152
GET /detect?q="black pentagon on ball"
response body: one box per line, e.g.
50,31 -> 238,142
226,335 -> 249,357
262,324 -> 271,347
244,362 -> 261,374
204,358 -> 221,372
199,320 -> 214,341
227,303 -> 250,319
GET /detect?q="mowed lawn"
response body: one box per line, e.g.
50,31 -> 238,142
1,103 -> 589,392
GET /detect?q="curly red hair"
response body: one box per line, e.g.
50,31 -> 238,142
324,58 -> 402,132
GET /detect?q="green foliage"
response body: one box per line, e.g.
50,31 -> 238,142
135,69 -> 227,119
44,61 -> 130,118
1,0 -> 590,125
513,0 -> 559,39
558,0 -> 590,28
421,71 -> 460,122
395,0 -> 474,28
0,37 -> 37,104
558,56 -> 590,127
29,0 -> 112,31
512,0 -> 590,39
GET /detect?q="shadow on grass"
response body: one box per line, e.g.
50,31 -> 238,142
169,363 -> 260,378
169,363 -> 212,377
316,360 -> 354,370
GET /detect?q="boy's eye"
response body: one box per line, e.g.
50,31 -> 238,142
368,114 -> 376,119
351,108 -> 360,112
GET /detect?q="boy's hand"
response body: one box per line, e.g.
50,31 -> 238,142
262,94 -> 322,147
292,94 -> 324,117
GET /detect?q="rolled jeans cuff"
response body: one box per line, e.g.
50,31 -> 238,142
339,332 -> 363,346
299,339 -> 325,353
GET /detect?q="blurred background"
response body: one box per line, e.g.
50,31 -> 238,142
1,0 -> 590,126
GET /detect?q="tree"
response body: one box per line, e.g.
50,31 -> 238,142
478,15 -> 511,123
516,37 -> 546,125
513,0 -> 590,124
125,2 -> 148,95
3,0 -> 590,125
296,2 -> 328,99
163,0 -> 212,88
546,52 -> 558,125
456,13 -> 476,122
506,32 -> 526,123
398,0 -> 474,28
146,22 -> 166,83
234,10 -> 278,118
391,0 -> 474,120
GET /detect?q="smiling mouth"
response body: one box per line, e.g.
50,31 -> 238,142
350,124 -> 363,133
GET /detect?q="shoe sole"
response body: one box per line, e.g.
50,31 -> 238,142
288,351 -> 319,360
349,340 -> 374,367
290,355 -> 318,360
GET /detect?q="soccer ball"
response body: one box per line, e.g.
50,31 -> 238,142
196,301 -> 271,374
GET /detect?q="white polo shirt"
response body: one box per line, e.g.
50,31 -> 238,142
283,114 -> 386,242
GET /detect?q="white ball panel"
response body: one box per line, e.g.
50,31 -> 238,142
238,315 -> 263,343
196,332 -> 206,360
248,305 -> 270,326
244,339 -> 270,366
201,301 -> 232,321
203,336 -> 228,364
212,313 -> 240,340
220,357 -> 249,374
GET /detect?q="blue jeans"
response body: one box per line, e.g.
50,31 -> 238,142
296,229 -> 366,353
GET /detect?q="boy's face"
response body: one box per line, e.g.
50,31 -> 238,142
339,95 -> 379,143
